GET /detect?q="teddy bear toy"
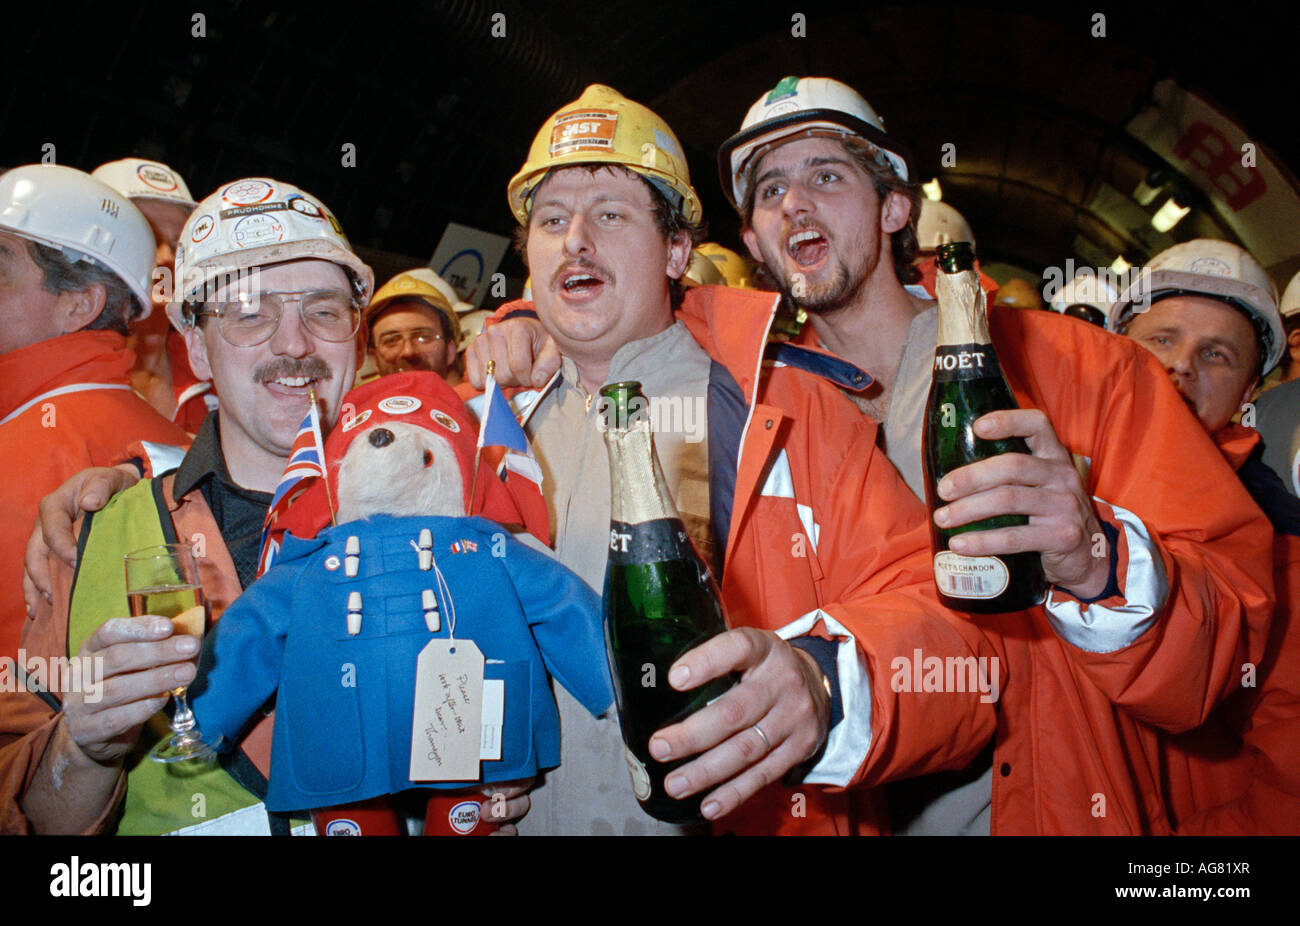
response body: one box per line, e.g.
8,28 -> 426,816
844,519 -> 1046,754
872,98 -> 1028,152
190,371 -> 612,834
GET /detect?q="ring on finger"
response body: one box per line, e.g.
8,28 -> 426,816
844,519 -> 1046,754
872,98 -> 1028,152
752,723 -> 771,753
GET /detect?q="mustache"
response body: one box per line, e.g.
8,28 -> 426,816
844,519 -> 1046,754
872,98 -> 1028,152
550,257 -> 614,288
253,357 -> 334,383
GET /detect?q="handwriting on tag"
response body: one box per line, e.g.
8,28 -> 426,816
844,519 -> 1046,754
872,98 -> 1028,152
410,639 -> 484,781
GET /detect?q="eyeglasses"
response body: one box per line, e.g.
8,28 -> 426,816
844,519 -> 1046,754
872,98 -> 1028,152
375,328 -> 446,352
194,290 -> 361,347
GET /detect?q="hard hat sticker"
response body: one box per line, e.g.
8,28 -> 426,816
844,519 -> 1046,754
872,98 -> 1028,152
287,195 -> 325,219
137,164 -> 180,192
190,215 -> 215,243
221,202 -> 289,219
550,109 -> 618,156
232,214 -> 286,247
377,396 -> 421,414
1188,256 -> 1232,277
222,179 -> 276,206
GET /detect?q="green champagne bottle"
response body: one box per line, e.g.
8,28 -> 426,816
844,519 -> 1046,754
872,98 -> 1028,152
922,242 -> 1048,614
599,381 -> 735,824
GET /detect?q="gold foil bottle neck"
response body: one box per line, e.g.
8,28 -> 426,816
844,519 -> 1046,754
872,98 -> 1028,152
935,267 -> 992,348
604,418 -> 680,526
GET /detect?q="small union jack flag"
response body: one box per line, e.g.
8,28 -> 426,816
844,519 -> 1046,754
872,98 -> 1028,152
450,539 -> 479,555
257,398 -> 327,574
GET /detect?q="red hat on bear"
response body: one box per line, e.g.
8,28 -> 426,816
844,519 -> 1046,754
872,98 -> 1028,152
267,372 -> 544,551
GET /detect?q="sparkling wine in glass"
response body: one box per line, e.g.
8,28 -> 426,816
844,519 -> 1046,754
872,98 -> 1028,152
124,543 -> 222,763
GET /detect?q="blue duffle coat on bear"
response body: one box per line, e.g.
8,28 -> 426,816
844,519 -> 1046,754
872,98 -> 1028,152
190,513 -> 613,813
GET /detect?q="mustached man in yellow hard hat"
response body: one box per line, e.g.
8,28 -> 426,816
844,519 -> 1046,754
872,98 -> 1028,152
464,83 -> 981,837
364,268 -> 462,383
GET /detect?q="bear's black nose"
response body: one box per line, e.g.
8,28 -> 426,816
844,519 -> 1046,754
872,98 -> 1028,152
368,428 -> 394,448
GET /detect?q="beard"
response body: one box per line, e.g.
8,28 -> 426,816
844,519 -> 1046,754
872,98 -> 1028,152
769,254 -> 870,317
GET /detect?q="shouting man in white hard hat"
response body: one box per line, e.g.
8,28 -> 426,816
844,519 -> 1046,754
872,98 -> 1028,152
0,165 -> 190,665
719,76 -> 1274,834
1110,238 -> 1300,834
466,84 -> 996,836
91,158 -> 215,432
1,178 -> 384,834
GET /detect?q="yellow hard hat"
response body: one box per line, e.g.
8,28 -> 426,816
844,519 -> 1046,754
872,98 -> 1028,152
506,84 -> 702,226
684,249 -> 726,287
992,276 -> 1045,311
367,268 -> 461,345
695,242 -> 755,289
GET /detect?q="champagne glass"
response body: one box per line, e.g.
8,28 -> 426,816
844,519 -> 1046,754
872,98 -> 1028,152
124,543 -> 222,763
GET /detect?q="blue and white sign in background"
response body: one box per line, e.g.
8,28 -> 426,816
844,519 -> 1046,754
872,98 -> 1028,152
429,222 -> 511,308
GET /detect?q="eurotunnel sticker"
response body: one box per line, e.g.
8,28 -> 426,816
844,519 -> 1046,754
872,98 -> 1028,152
231,214 -> 285,248
447,800 -> 482,835
138,164 -> 179,192
377,396 -> 421,415
550,109 -> 618,156
222,179 -> 275,206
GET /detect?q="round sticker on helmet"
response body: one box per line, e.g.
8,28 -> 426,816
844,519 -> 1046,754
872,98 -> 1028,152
377,396 -> 421,414
190,215 -> 215,243
232,214 -> 285,248
1188,256 -> 1232,277
430,410 -> 460,432
222,180 -> 275,206
137,164 -> 179,193
287,195 -> 324,219
324,818 -> 361,836
341,408 -> 372,432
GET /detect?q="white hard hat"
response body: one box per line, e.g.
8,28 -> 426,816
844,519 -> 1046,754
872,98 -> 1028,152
0,164 -> 156,318
91,158 -> 197,210
1050,268 -> 1118,315
1109,239 -> 1284,373
917,201 -> 975,252
172,177 -> 374,330
718,76 -> 914,210
457,309 -> 492,348
1281,269 -> 1300,320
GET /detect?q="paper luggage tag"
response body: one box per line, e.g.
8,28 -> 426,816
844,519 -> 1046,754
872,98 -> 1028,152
410,638 -> 484,781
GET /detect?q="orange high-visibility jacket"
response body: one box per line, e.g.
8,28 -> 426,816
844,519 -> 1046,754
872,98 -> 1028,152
1159,425 -> 1300,835
0,331 -> 189,661
482,287 -> 1002,835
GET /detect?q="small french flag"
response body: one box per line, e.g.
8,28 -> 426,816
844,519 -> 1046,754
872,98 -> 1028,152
476,373 -> 547,536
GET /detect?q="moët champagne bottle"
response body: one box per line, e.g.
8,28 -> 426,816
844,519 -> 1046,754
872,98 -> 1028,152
922,242 -> 1048,613
600,381 -> 734,824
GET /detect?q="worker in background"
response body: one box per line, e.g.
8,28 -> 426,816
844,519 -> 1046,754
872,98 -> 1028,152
91,158 -> 214,432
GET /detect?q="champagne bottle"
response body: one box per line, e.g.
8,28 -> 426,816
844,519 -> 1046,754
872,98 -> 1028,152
922,242 -> 1047,614
600,381 -> 734,824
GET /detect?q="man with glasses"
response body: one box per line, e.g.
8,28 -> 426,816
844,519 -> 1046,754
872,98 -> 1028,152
1,177 -> 373,834
365,268 -> 461,382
